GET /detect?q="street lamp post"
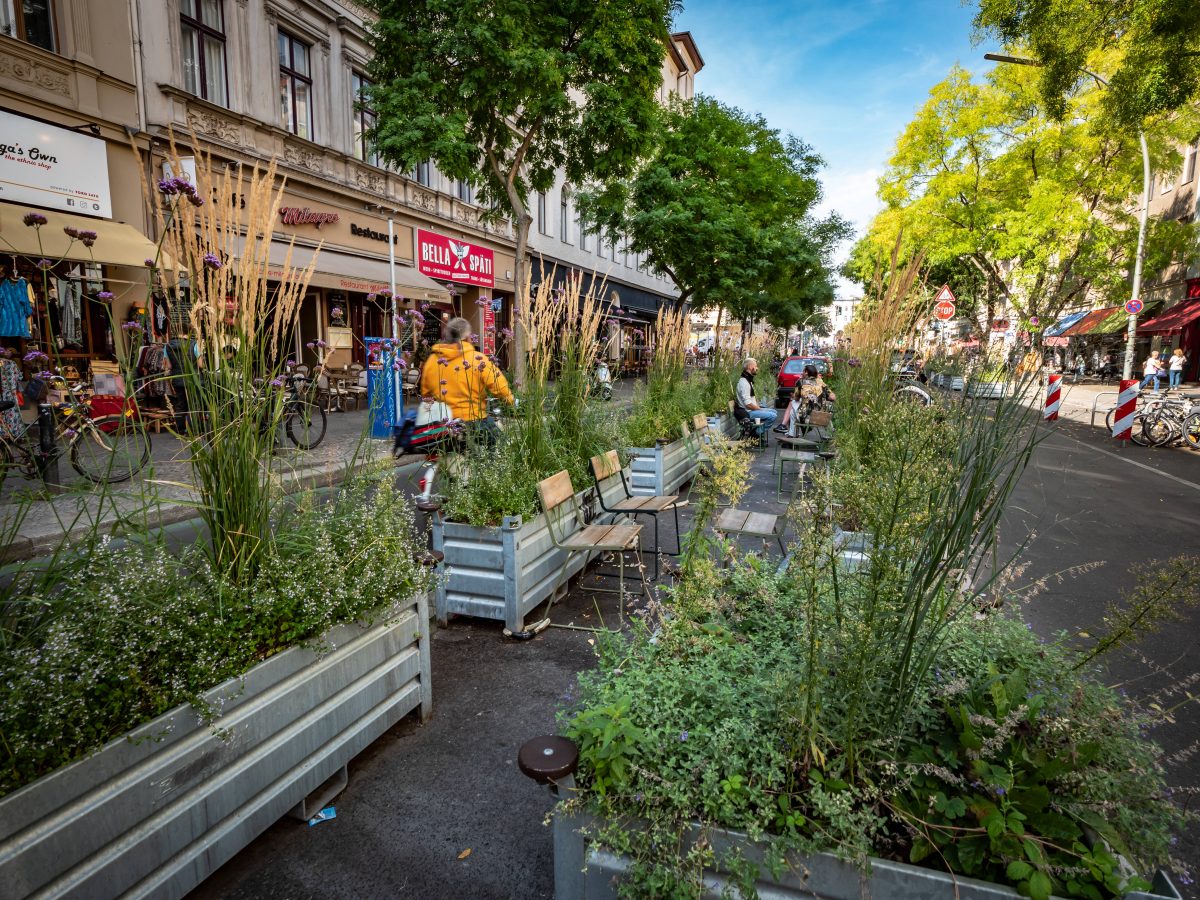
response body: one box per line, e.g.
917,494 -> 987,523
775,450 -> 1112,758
985,53 -> 1151,380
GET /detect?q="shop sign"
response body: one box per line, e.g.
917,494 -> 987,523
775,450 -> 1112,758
416,228 -> 494,287
482,302 -> 496,355
278,206 -> 340,228
350,221 -> 398,244
0,110 -> 111,217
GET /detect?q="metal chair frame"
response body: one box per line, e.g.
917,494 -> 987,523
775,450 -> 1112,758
589,450 -> 681,581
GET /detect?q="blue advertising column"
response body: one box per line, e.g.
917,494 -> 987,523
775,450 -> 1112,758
364,337 -> 399,439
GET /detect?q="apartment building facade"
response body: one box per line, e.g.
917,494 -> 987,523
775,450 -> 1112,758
527,31 -> 702,373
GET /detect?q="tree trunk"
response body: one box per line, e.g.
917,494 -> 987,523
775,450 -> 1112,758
511,207 -> 532,388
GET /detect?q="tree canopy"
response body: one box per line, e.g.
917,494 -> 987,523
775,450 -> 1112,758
578,96 -> 847,328
366,0 -> 674,375
846,64 -> 1197,332
973,0 -> 1200,126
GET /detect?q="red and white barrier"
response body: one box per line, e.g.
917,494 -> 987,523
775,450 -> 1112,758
1044,374 -> 1061,421
1112,379 -> 1139,441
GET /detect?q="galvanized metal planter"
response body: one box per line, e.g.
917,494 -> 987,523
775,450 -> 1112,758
968,378 -> 1008,399
434,480 -> 627,632
626,436 -> 698,497
0,594 -> 432,900
553,810 -> 1180,900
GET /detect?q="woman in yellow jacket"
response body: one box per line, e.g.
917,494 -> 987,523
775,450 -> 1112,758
419,316 -> 514,426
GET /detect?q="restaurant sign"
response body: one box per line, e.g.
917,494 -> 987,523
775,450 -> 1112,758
416,228 -> 494,287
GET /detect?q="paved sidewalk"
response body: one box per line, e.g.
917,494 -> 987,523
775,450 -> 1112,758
0,409 -> 396,561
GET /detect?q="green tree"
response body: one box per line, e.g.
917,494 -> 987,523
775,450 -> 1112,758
579,96 -> 847,329
847,65 -> 1196,332
974,0 -> 1200,126
366,0 -> 673,381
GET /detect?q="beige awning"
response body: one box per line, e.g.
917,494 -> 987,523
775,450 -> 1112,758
0,205 -> 164,269
248,239 -> 451,302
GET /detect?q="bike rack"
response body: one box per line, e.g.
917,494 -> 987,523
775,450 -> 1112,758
1089,391 -> 1119,429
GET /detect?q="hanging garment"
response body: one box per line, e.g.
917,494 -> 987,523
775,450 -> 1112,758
0,279 -> 32,338
152,293 -> 170,341
137,343 -> 174,397
0,357 -> 21,438
55,278 -> 83,346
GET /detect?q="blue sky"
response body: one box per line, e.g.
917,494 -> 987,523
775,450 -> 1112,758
674,0 -> 986,297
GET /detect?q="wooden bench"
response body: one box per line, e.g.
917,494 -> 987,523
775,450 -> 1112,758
712,506 -> 787,558
537,470 -> 648,623
590,450 -> 681,581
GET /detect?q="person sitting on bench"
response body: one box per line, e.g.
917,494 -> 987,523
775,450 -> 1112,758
735,357 -> 777,432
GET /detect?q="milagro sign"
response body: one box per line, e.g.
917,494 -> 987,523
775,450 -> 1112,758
0,110 -> 112,217
416,228 -> 494,288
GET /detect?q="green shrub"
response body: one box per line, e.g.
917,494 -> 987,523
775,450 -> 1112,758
0,475 -> 430,798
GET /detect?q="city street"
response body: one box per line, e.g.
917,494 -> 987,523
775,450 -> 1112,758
189,408 -> 1200,899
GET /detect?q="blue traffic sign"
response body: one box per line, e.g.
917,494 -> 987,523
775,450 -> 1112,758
1124,298 -> 1144,315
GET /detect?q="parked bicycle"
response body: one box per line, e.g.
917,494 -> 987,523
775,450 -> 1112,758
282,374 -> 327,449
0,380 -> 152,485
1139,391 -> 1200,448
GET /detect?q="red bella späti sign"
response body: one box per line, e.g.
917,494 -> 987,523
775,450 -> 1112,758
416,228 -> 494,288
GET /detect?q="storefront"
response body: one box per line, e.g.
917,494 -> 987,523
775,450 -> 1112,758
416,228 -> 515,362
1138,279 -> 1200,382
0,110 -> 158,386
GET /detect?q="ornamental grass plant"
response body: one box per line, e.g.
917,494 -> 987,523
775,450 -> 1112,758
562,259 -> 1192,895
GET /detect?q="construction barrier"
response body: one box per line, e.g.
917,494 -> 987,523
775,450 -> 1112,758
1044,374 -> 1061,421
1112,379 -> 1139,441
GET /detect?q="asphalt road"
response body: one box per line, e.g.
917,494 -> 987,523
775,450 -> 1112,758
1000,417 -> 1200,889
189,415 -> 1200,899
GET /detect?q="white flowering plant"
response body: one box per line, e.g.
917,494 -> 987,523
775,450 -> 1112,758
0,474 -> 430,798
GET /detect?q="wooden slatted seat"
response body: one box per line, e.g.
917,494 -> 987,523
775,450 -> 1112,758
537,470 -> 649,622
589,450 -> 681,580
713,506 -> 787,557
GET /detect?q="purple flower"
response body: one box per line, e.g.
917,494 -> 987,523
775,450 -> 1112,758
23,212 -> 47,227
499,327 -> 514,340
378,289 -> 393,298
392,358 -> 406,371
847,357 -> 862,368
23,350 -> 49,365
156,178 -> 178,196
186,193 -> 204,208
365,293 -> 377,303
269,377 -> 285,388
36,369 -> 53,379
285,358 -> 296,368
305,341 -> 315,350
437,357 -> 449,366
469,333 -> 479,344
77,230 -> 97,247
475,297 -> 490,307
95,291 -> 114,304
315,339 -> 328,349
419,302 -> 431,312
331,306 -> 344,318
144,258 -> 156,268
679,731 -> 688,742
35,259 -> 52,271
120,321 -> 143,333
994,786 -> 1006,796
439,379 -> 447,385
477,361 -> 487,372
202,253 -> 222,271
63,226 -> 80,239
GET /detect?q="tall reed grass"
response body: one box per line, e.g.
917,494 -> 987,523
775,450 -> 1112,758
143,140 -> 317,582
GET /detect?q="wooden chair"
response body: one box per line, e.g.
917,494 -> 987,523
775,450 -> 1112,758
589,450 -> 681,581
712,506 -> 789,559
344,364 -> 368,410
537,470 -> 648,625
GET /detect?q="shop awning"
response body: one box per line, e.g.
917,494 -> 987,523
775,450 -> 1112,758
1043,310 -> 1088,337
236,237 -> 451,302
1138,296 -> 1200,335
1061,306 -> 1119,337
0,206 -> 164,269
1043,336 -> 1070,347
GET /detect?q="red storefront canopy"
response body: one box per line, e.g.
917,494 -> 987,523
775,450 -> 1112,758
1061,306 -> 1119,337
1138,297 -> 1200,335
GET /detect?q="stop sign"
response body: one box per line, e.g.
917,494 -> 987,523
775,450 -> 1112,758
933,284 -> 957,321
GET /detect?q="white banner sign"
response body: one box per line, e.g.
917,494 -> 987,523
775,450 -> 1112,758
0,110 -> 111,218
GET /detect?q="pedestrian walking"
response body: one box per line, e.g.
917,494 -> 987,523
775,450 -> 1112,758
1140,350 -> 1166,392
1169,347 -> 1187,388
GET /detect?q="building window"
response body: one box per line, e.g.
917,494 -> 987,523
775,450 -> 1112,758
537,191 -> 547,234
578,211 -> 588,250
1,0 -> 55,51
455,180 -> 473,203
180,1 -> 227,106
412,159 -> 431,186
596,227 -> 606,258
278,30 -> 313,140
351,72 -> 379,166
1184,142 -> 1198,185
559,189 -> 571,243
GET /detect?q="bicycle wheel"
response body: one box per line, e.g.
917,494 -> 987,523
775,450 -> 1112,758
286,399 -> 327,449
1140,413 -> 1176,447
893,385 -> 932,406
70,417 -> 152,484
1183,412 -> 1200,451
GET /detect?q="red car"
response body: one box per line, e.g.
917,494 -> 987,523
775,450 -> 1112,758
775,355 -> 832,408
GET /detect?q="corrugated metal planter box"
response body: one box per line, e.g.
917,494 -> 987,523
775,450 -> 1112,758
552,810 -> 1180,900
626,436 -> 697,497
950,375 -> 966,391
0,594 -> 432,900
434,479 -> 627,632
709,413 -> 737,439
968,378 -> 1008,399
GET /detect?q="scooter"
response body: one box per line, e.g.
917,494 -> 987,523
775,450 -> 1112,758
591,364 -> 613,402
